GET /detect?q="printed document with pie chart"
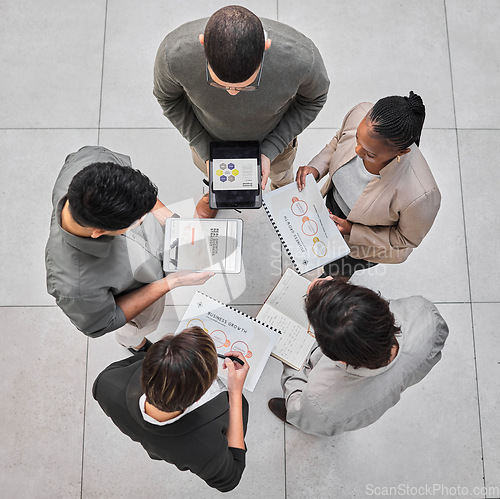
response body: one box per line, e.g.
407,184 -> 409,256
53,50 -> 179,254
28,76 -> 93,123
174,292 -> 279,392
262,174 -> 350,273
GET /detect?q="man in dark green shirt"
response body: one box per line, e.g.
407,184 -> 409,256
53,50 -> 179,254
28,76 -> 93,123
154,5 -> 330,217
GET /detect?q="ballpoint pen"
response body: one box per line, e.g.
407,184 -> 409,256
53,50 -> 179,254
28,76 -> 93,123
217,353 -> 245,366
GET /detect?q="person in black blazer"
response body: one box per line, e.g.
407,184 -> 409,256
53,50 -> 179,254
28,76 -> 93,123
92,327 -> 250,492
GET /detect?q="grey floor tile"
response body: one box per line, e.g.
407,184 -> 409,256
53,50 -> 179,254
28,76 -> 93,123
473,303 -> 500,495
100,0 -> 278,128
349,129 -> 469,303
0,129 -> 98,306
0,0 -> 105,128
0,307 -> 87,499
458,129 -> 500,302
279,0 -> 455,130
447,1 -> 500,129
83,305 -> 285,498
285,304 -> 484,499
293,127 -> 337,176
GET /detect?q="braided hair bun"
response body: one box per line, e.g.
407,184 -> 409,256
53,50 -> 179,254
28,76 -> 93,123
368,91 -> 426,148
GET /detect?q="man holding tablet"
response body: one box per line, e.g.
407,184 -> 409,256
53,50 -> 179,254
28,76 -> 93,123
154,5 -> 330,217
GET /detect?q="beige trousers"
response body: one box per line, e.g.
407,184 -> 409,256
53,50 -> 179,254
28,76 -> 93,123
191,138 -> 298,190
114,295 -> 165,347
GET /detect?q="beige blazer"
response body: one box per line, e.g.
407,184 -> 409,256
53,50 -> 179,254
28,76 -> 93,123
309,102 -> 441,264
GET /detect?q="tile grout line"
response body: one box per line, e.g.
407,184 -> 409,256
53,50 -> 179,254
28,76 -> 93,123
1,126 -> 499,131
443,0 -> 486,492
97,0 -> 109,146
80,336 -> 90,499
283,423 -> 287,499
81,2 -> 108,496
277,73 -> 287,496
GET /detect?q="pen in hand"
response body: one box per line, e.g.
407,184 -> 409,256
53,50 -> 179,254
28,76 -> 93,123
217,353 -> 245,366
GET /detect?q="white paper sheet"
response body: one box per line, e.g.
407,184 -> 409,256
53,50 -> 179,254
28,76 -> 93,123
175,292 -> 279,391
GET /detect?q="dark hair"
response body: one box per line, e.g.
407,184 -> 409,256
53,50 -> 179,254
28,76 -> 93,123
204,5 -> 265,83
305,278 -> 400,369
141,327 -> 218,413
367,91 -> 426,149
67,162 -> 158,230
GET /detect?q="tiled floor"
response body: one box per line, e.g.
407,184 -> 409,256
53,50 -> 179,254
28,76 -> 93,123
1,1 -> 499,498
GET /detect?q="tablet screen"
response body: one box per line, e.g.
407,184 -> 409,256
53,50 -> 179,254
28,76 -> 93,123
209,141 -> 262,209
212,158 -> 259,191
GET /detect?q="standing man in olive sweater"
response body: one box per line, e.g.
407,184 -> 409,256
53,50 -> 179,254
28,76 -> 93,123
154,5 -> 330,217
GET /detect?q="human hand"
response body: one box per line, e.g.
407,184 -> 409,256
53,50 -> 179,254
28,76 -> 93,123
223,351 -> 249,394
296,166 -> 320,192
261,154 -> 271,190
165,270 -> 215,290
330,213 -> 352,235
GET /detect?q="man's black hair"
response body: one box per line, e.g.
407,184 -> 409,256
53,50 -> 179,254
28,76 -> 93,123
67,162 -> 158,230
204,5 -> 265,83
306,278 -> 400,369
368,91 -> 426,149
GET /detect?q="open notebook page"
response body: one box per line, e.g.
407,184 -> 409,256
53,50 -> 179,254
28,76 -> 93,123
257,269 -> 315,370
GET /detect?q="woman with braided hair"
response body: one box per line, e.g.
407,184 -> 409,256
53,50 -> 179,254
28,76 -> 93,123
296,92 -> 441,277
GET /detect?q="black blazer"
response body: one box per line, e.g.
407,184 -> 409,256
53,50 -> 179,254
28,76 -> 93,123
92,354 -> 249,492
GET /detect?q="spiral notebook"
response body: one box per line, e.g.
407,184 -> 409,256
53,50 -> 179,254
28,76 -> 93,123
257,268 -> 316,370
174,291 -> 280,392
262,174 -> 350,274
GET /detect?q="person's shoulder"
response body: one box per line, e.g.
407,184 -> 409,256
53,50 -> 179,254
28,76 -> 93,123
160,18 -> 207,50
262,18 -> 320,52
391,296 -> 448,341
263,18 -> 308,37
335,102 -> 373,135
261,18 -> 324,56
93,356 -> 144,402
402,145 -> 439,194
156,18 -> 207,72
345,102 -> 373,122
63,146 -> 130,168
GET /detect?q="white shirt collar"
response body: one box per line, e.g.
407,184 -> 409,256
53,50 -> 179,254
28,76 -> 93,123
139,378 -> 224,426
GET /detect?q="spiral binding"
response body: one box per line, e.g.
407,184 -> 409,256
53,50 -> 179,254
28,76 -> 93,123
199,292 -> 281,334
262,200 -> 301,274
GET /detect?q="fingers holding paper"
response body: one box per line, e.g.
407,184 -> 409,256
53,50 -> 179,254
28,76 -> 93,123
295,166 -> 320,191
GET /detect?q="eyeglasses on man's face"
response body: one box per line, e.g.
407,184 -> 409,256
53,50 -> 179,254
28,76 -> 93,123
205,51 -> 265,92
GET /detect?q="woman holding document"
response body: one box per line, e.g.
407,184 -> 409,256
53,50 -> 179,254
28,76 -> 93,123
93,327 -> 250,492
296,92 -> 441,277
